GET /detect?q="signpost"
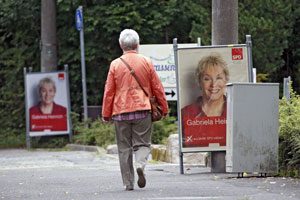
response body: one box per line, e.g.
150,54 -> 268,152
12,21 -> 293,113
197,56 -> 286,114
75,8 -> 83,31
139,44 -> 198,101
75,6 -> 88,122
164,87 -> 177,101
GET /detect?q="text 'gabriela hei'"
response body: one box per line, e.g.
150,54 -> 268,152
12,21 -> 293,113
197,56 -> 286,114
186,118 -> 226,126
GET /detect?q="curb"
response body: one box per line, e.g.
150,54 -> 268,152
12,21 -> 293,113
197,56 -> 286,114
65,144 -> 106,154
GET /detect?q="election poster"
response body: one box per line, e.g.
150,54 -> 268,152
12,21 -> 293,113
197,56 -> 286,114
176,45 -> 251,152
25,71 -> 71,137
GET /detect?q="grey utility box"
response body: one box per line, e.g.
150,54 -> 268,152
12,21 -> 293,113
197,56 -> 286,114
226,83 -> 279,173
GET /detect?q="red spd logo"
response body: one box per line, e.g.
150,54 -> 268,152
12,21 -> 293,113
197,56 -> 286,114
58,73 -> 65,80
232,48 -> 243,60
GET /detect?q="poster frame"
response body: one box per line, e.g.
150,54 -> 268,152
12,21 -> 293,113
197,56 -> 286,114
24,67 -> 73,148
173,37 -> 253,173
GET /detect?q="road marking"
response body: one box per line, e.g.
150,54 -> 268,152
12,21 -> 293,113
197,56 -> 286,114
149,197 -> 221,200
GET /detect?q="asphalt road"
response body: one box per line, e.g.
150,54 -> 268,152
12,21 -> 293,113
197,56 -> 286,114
0,149 -> 299,200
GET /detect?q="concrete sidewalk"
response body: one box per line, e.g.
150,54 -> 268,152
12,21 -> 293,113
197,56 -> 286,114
0,148 -> 299,200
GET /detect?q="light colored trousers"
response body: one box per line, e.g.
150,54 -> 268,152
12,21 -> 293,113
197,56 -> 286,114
114,114 -> 152,187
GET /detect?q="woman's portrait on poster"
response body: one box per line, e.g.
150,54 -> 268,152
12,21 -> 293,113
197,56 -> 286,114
182,53 -> 229,118
181,53 -> 229,147
29,77 -> 67,132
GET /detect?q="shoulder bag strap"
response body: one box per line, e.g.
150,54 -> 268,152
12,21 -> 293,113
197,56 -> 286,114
119,57 -> 149,97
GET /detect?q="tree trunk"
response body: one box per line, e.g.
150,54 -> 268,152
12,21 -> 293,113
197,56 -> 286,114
41,0 -> 57,72
212,0 -> 238,45
211,0 -> 238,173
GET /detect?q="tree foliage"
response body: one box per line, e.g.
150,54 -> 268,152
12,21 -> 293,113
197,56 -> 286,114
239,0 -> 294,73
271,1 -> 300,92
0,0 -> 40,139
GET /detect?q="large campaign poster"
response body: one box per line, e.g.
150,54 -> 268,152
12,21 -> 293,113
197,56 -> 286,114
177,45 -> 250,152
25,71 -> 71,137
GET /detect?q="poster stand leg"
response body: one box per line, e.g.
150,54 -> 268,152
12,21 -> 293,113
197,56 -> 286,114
180,152 -> 184,174
26,136 -> 31,149
211,151 -> 226,173
24,67 -> 31,150
68,132 -> 73,143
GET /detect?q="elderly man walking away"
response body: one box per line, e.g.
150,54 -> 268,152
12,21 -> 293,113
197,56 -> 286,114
102,29 -> 168,191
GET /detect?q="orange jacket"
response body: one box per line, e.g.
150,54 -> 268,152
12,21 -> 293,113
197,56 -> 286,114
102,50 -> 168,118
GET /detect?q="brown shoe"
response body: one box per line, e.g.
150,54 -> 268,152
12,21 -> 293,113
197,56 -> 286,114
136,168 -> 146,188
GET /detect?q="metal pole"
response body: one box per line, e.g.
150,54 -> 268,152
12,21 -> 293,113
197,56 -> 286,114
64,64 -> 73,142
78,6 -> 88,122
197,37 -> 201,46
24,68 -> 31,149
173,38 -> 184,174
287,76 -> 291,100
180,152 -> 184,174
246,35 -> 254,82
252,68 -> 257,83
283,76 -> 291,101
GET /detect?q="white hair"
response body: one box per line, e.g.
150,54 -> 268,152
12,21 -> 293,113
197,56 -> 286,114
119,29 -> 140,51
38,77 -> 56,96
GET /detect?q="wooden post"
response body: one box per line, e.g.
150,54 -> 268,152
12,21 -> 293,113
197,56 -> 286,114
41,0 -> 57,72
211,0 -> 238,173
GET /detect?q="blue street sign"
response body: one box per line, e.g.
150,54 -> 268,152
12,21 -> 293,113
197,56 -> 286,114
75,8 -> 83,31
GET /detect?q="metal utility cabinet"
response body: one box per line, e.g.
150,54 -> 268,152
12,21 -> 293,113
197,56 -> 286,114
226,83 -> 279,173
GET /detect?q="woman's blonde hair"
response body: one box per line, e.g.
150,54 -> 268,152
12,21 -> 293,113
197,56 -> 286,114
195,53 -> 229,86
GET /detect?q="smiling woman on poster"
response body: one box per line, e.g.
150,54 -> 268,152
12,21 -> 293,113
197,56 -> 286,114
181,53 -> 229,147
29,77 -> 67,131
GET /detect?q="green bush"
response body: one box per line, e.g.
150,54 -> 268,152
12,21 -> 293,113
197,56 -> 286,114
72,116 -> 178,147
0,133 -> 26,148
279,87 -> 300,177
31,135 -> 69,149
152,116 -> 178,144
73,118 -> 115,148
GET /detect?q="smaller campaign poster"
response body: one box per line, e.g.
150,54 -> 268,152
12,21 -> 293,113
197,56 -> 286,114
25,71 -> 71,136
